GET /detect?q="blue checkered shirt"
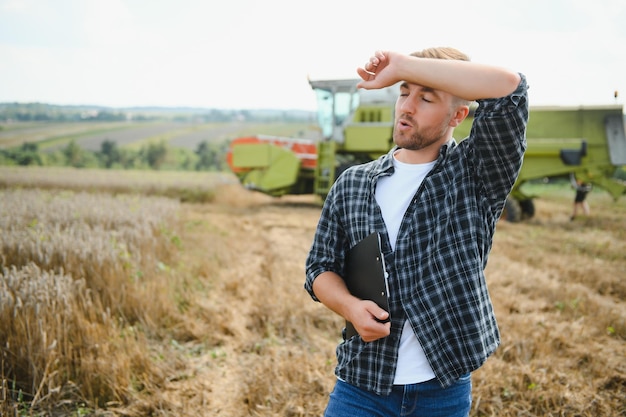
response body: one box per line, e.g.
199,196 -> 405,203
305,74 -> 529,394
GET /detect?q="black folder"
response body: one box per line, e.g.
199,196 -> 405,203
344,232 -> 390,339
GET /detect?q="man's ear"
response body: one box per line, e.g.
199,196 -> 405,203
449,105 -> 470,127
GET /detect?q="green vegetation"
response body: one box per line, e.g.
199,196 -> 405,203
0,137 -> 229,171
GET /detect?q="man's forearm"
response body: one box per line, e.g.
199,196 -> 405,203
311,271 -> 358,321
396,55 -> 521,101
358,51 -> 521,101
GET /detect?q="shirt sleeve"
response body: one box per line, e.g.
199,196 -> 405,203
469,73 -> 529,207
304,181 -> 346,302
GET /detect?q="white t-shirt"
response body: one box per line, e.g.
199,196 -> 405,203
375,151 -> 437,384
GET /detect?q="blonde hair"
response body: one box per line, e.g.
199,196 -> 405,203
410,47 -> 470,62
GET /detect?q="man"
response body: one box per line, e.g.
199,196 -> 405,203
304,47 -> 529,416
570,173 -> 592,220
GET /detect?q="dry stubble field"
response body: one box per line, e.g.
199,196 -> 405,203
1,173 -> 625,416
163,184 -> 625,416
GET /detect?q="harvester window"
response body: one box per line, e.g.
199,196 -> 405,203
334,91 -> 355,127
314,89 -> 359,142
315,90 -> 334,139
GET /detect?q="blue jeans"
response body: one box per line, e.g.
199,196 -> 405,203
324,375 -> 472,417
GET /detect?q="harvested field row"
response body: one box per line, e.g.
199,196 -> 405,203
0,165 -> 236,203
0,121 -> 136,148
1,121 -> 319,152
55,121 -> 187,151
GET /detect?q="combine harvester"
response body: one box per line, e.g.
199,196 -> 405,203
226,79 -> 626,222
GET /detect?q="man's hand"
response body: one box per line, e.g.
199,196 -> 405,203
347,299 -> 391,342
311,271 -> 391,342
356,50 -> 401,90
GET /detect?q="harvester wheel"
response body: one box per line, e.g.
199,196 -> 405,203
519,199 -> 535,220
503,197 -> 522,222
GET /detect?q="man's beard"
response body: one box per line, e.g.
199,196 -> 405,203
393,114 -> 451,151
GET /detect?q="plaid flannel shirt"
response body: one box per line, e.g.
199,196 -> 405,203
305,74 -> 529,394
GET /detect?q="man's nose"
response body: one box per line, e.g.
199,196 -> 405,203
399,96 -> 417,114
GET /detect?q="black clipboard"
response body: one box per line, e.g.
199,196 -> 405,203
344,232 -> 390,339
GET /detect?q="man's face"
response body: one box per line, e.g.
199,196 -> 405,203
393,82 -> 457,151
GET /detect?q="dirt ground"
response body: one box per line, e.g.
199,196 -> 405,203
156,184 -> 625,417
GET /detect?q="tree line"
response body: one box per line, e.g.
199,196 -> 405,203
0,103 -> 315,123
0,139 -> 228,172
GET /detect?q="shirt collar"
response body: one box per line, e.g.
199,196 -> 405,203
377,139 -> 457,174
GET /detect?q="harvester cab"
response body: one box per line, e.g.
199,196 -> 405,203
308,78 -> 396,196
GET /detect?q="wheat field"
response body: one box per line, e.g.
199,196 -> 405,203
1,167 -> 625,416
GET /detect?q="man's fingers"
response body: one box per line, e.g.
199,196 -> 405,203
377,309 -> 390,322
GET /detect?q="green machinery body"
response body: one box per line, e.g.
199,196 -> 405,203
455,104 -> 626,220
227,78 -> 626,221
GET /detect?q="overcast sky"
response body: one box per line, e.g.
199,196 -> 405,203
1,0 -> 625,111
